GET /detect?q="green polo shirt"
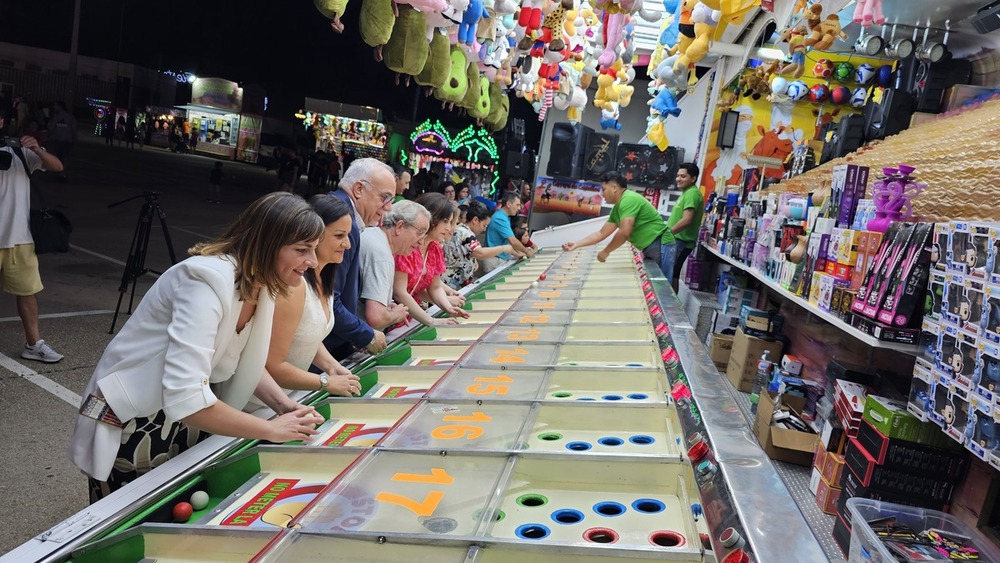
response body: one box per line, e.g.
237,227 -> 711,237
668,186 -> 704,249
608,190 -> 669,250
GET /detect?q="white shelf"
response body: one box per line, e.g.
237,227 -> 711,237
703,244 -> 921,354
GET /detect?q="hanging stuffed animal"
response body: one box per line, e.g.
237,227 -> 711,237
314,0 -> 350,33
600,102 -> 621,130
852,0 -> 885,28
383,6 -> 429,79
777,26 -> 806,78
425,0 -> 471,41
416,30 -> 452,91
805,14 -> 847,51
360,0 -> 396,60
459,0 -> 490,46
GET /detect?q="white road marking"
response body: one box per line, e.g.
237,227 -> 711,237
68,244 -> 127,266
0,353 -> 82,407
171,226 -> 212,239
0,309 -> 114,323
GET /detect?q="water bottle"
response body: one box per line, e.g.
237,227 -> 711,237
749,350 -> 772,413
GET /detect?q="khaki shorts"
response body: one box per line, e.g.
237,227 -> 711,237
0,244 -> 44,296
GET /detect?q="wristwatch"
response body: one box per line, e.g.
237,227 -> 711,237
368,333 -> 379,348
318,373 -> 329,391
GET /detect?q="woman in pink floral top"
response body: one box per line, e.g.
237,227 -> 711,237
393,193 -> 471,326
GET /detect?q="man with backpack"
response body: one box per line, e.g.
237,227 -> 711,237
0,113 -> 66,362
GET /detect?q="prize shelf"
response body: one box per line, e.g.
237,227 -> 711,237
702,244 -> 921,354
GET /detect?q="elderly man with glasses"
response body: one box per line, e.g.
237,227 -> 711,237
324,158 -> 397,359
359,200 -> 430,331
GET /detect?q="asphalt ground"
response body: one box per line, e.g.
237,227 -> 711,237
0,135 -> 288,554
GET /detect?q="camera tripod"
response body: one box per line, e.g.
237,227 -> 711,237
108,191 -> 177,333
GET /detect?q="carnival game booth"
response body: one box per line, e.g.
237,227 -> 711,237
298,98 -> 387,162
177,77 -> 262,161
402,119 -> 501,198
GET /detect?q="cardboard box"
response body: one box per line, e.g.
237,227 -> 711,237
809,466 -> 822,496
942,84 -> 994,112
754,392 -> 819,466
856,419 -> 966,479
833,514 -> 852,557
739,304 -> 771,333
708,333 -> 734,368
815,472 -> 842,515
863,395 -> 946,444
844,438 -> 955,503
822,451 -> 846,486
726,328 -> 784,392
836,229 -> 859,266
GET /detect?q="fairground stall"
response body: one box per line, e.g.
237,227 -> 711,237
402,119 -> 500,199
298,98 -> 387,162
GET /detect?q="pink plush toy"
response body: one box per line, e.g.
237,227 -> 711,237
852,0 -> 884,28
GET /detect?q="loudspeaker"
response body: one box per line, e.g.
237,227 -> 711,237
895,58 -> 972,114
717,110 -> 739,149
972,2 -> 1000,34
546,123 -> 592,179
820,114 -> 865,164
582,131 -> 619,181
505,151 -> 533,178
615,144 -> 684,189
863,88 -> 913,141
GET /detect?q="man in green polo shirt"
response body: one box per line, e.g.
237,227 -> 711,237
561,172 -> 673,273
662,162 -> 705,290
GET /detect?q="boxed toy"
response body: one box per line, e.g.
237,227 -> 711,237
949,221 -> 990,277
978,344 -> 1000,401
930,222 -> 949,272
917,319 -> 940,365
875,222 -> 933,328
990,226 -> 1000,285
960,277 -> 986,336
982,284 -> 1000,344
943,272 -> 966,326
853,223 -> 914,319
943,385 -> 972,445
863,395 -> 946,444
966,396 -> 1000,461
908,362 -> 933,420
929,371 -> 953,428
925,271 -> 946,322
939,324 -> 978,390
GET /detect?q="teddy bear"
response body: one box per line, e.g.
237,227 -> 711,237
804,14 -> 847,51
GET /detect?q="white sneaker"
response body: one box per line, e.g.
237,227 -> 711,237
21,339 -> 64,363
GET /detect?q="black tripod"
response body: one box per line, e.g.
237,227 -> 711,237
109,192 -> 177,333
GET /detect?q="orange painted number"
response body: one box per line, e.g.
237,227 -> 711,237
375,490 -> 445,517
390,467 -> 454,485
489,348 -> 528,364
519,314 -> 549,324
432,424 -> 485,440
442,411 -> 492,423
507,329 -> 540,341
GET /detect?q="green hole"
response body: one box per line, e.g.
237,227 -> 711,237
552,392 -> 573,398
516,494 -> 549,507
538,433 -> 563,441
473,508 -> 506,522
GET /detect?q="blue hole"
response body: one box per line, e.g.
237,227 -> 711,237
602,394 -> 623,401
593,501 -> 627,517
566,441 -> 593,451
625,363 -> 644,367
632,498 -> 666,513
515,523 -> 551,540
551,509 -> 585,525
629,435 -> 656,445
598,437 -> 624,447
627,393 -> 649,400
576,397 -> 597,401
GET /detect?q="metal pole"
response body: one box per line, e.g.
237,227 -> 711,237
65,0 -> 81,110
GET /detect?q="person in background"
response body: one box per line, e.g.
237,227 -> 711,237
443,200 -> 521,289
561,171 -> 672,273
359,200 -> 429,330
393,193 -> 470,326
482,191 -> 535,272
322,158 -> 396,359
390,162 -> 411,203
519,181 -> 532,216
438,181 -> 456,202
208,161 -> 224,203
69,192 -> 326,501
456,184 -> 471,206
661,162 -> 705,290
512,217 -> 535,252
265,194 -> 360,399
47,101 -> 76,181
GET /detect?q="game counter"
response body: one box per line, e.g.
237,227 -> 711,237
8,248 -> 827,563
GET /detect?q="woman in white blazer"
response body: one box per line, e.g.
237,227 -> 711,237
70,192 -> 326,501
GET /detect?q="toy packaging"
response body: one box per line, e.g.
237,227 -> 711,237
853,223 -> 910,318
925,271 -> 946,322
943,385 -> 971,445
989,226 -> 1000,285
940,324 -> 978,390
852,199 -> 876,231
948,221 -> 990,277
943,272 -> 966,327
931,222 -> 949,272
876,222 -> 932,327
918,318 -> 940,365
962,277 -> 986,336
979,343 -> 1000,399
982,284 -> 1000,345
831,164 -> 870,229
966,396 -> 999,461
929,370 -> 953,429
908,362 -> 933,421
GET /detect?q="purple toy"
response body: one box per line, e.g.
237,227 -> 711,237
867,164 -> 926,233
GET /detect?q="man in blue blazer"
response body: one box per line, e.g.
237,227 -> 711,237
324,158 -> 397,359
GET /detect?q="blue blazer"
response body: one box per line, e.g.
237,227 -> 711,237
323,189 -> 375,356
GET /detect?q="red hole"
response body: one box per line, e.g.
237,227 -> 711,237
583,527 -> 619,544
649,530 -> 686,547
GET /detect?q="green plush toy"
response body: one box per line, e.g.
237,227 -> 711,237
468,75 -> 492,119
485,84 -> 509,131
415,31 -> 450,89
459,61 -> 481,111
314,0 -> 349,32
434,46 -> 470,104
383,5 -> 428,76
360,0 -> 395,48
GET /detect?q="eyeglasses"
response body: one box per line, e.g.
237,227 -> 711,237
360,179 -> 394,205
402,222 -> 428,238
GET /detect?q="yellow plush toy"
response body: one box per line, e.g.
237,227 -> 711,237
314,0 -> 350,33
383,6 -> 429,76
416,31 -> 451,90
435,46 -> 471,105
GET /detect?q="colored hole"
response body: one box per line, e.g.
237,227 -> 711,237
649,530 -> 686,547
422,516 -> 458,533
473,508 -> 505,522
516,494 -> 549,507
552,392 -> 573,398
515,524 -> 551,540
584,527 -> 619,544
630,435 -> 656,445
632,499 -> 666,513
627,393 -> 649,400
625,363 -> 644,367
597,437 -> 624,447
551,509 -> 585,525
602,394 -> 623,401
576,397 -> 597,401
593,501 -> 626,517
564,362 -> 579,366
538,432 -> 563,441
566,441 -> 592,451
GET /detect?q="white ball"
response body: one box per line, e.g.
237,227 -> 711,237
855,63 -> 875,85
531,281 -> 539,288
190,490 -> 210,510
770,76 -> 788,96
786,81 -> 808,101
850,87 -> 868,108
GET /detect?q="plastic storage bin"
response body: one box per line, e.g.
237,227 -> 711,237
846,497 -> 1000,562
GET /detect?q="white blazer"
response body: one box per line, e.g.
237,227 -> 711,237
69,255 -> 275,481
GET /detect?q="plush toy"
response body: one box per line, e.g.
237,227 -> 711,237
653,54 -> 689,90
598,11 -> 625,69
646,116 -> 670,150
436,46 -> 472,104
426,0 -> 471,41
649,87 -> 681,117
459,0 -> 490,46
416,31 -> 452,90
458,60 -> 483,111
805,14 -> 847,51
360,0 -> 396,54
593,70 -> 618,109
485,84 -> 510,130
384,6 -> 430,77
777,26 -> 806,78
853,0 -> 885,28
803,3 -> 822,33
600,102 -> 621,130
468,73 -> 493,119
314,0 -> 350,33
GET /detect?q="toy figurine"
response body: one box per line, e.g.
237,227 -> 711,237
867,164 -> 926,233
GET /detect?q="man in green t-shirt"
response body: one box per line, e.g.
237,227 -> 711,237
561,172 -> 673,273
662,162 -> 705,289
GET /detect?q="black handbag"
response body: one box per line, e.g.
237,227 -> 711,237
10,146 -> 72,253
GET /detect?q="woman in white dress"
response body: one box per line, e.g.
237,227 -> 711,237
266,194 -> 361,396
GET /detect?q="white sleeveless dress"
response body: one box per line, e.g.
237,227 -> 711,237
286,282 -> 336,371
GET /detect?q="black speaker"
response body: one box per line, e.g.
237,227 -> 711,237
582,131 -> 619,181
546,123 -> 592,179
820,113 -> 865,164
615,144 -> 684,189
717,110 -> 739,149
863,88 -> 913,141
505,151 -> 533,178
895,58 -> 972,114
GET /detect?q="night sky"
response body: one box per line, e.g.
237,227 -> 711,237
2,0 -> 541,144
